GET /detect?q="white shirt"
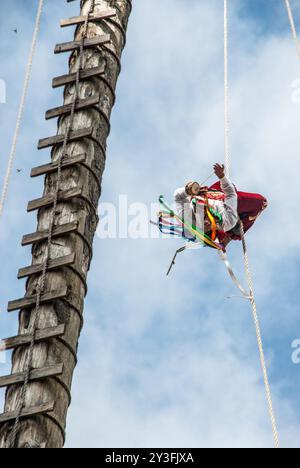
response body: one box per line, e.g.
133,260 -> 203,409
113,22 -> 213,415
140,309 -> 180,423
174,176 -> 238,236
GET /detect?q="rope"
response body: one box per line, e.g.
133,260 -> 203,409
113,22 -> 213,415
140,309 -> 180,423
285,0 -> 300,60
224,0 -> 230,178
223,1 -> 280,448
0,0 -> 45,220
239,222 -> 280,448
9,0 -> 96,448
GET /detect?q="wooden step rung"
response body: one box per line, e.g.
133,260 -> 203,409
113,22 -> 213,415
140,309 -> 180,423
0,401 -> 55,424
38,127 -> 93,150
31,154 -> 86,178
18,253 -> 76,280
52,65 -> 105,89
8,288 -> 68,313
27,187 -> 83,212
0,363 -> 64,389
60,9 -> 116,28
45,94 -> 100,120
0,325 -> 66,352
22,222 -> 78,246
54,35 -> 110,54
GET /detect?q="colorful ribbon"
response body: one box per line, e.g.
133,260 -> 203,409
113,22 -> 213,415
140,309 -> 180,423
152,197 -> 251,298
158,196 -> 223,250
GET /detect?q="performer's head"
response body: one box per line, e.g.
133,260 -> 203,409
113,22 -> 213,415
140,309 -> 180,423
185,181 -> 208,196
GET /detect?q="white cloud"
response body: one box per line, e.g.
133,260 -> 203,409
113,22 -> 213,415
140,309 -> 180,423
1,0 -> 300,449
65,0 -> 300,448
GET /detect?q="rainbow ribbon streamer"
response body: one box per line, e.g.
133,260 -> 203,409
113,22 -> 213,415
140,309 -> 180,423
157,196 -> 223,251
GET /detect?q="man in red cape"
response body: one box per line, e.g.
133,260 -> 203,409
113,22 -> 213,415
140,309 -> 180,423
174,164 -> 267,249
209,178 -> 267,242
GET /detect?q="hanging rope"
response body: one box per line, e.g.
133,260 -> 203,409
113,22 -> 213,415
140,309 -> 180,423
285,0 -> 300,60
224,0 -> 230,178
0,0 -> 45,220
223,0 -> 280,448
239,222 -> 280,448
9,0 -> 96,448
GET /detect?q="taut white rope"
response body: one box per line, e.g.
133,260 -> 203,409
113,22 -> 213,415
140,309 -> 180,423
285,0 -> 300,60
0,0 -> 45,220
223,0 -> 280,448
224,0 -> 230,178
240,223 -> 280,448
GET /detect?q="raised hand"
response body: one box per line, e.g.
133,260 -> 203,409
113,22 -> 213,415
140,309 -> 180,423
213,163 -> 225,180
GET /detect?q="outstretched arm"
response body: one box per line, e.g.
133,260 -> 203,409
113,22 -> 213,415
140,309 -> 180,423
213,163 -> 238,231
213,163 -> 236,200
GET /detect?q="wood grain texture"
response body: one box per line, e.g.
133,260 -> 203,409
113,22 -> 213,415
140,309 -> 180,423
54,35 -> 110,54
7,288 -> 68,312
31,154 -> 86,177
60,9 -> 116,28
52,65 -> 106,88
22,222 -> 79,246
27,188 -> 83,212
0,0 -> 132,449
45,95 -> 100,120
0,325 -> 66,351
0,364 -> 64,389
17,254 -> 76,279
38,127 -> 93,149
0,402 -> 55,424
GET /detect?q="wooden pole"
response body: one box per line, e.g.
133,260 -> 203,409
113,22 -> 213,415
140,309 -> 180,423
0,0 -> 132,448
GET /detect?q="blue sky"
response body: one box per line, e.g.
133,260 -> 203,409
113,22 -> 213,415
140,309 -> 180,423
0,0 -> 300,448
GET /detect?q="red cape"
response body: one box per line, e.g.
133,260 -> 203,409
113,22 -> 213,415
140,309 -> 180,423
209,181 -> 268,241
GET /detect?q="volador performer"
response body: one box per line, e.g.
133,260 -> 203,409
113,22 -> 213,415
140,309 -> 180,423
173,163 -> 268,250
